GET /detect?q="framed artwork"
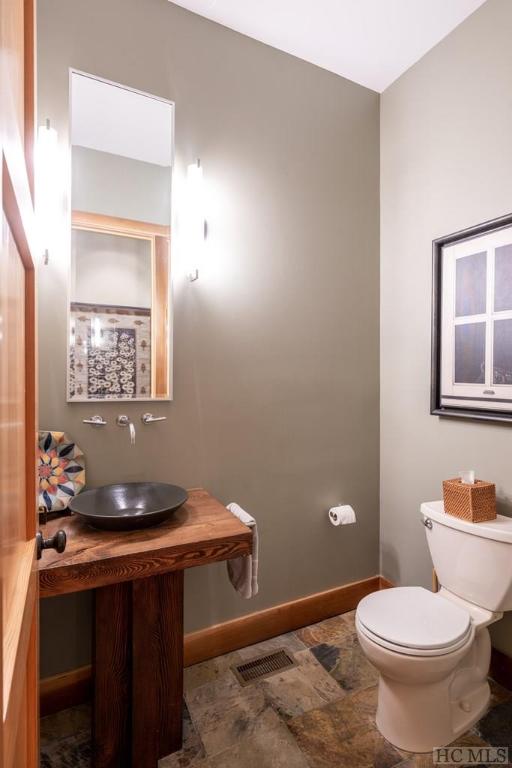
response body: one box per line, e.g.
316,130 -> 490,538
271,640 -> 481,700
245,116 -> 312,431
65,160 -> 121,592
431,212 -> 512,422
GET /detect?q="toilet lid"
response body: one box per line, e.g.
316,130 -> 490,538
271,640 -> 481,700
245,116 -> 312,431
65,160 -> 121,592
357,587 -> 471,651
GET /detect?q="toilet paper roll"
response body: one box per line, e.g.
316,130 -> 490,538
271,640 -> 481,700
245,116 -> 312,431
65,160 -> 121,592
328,505 -> 356,526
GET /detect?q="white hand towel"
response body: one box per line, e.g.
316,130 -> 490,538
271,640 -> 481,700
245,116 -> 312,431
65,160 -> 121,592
226,502 -> 259,599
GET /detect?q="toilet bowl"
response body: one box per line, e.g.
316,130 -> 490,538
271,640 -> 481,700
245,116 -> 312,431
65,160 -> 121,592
355,500 -> 512,754
356,587 -> 490,752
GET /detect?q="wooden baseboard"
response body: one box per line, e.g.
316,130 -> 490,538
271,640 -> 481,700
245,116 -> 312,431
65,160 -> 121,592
185,574 -> 387,666
40,665 -> 92,717
40,574 -> 512,716
40,574 -> 387,715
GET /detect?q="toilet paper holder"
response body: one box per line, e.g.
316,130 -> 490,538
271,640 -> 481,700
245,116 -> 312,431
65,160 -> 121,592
328,504 -> 356,526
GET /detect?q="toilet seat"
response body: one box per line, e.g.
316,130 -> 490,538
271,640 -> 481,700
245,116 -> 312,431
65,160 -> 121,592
356,616 -> 474,657
356,587 -> 473,657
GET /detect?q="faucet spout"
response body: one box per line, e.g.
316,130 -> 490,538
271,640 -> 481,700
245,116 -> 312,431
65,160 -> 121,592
116,414 -> 136,445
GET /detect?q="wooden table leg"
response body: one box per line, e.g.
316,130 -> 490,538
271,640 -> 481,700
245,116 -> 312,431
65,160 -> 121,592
132,571 -> 184,767
93,582 -> 132,768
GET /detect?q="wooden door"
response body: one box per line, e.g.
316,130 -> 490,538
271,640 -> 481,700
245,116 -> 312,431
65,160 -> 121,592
0,0 -> 39,765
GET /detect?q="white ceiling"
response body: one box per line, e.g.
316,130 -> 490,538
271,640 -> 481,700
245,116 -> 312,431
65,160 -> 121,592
71,72 -> 173,166
169,0 -> 486,92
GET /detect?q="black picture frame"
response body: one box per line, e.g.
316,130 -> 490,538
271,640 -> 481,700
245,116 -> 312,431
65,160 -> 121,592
431,211 -> 512,423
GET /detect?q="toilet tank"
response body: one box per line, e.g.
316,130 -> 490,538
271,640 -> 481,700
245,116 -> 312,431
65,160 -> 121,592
421,501 -> 512,612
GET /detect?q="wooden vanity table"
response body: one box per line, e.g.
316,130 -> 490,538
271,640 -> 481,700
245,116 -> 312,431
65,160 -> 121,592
38,489 -> 253,768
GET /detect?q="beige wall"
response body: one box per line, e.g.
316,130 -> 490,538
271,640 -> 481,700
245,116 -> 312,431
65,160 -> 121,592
72,230 -> 152,307
380,0 -> 512,656
72,147 -> 171,226
38,0 -> 380,677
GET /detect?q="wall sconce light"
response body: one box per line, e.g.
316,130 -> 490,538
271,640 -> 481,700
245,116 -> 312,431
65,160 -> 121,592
184,159 -> 206,281
36,118 -> 59,266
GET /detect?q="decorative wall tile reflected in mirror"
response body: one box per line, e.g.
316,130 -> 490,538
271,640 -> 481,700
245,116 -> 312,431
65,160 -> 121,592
68,72 -> 174,401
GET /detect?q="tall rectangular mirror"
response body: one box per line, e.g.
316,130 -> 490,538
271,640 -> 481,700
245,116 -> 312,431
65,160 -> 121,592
68,71 -> 174,401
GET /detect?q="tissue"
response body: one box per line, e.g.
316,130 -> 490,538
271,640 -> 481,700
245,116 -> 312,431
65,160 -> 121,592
328,505 -> 356,526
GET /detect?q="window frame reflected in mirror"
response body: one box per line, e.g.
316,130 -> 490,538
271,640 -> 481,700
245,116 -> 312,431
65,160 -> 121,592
68,211 -> 171,402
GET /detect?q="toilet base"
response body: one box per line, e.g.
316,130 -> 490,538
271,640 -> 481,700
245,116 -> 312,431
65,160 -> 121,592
375,675 -> 490,754
360,626 -> 493,754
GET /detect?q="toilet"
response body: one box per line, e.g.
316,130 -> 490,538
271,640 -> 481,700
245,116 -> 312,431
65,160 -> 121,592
356,500 -> 512,753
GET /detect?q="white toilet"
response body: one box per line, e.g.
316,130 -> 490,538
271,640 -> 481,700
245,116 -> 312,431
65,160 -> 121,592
356,500 -> 512,753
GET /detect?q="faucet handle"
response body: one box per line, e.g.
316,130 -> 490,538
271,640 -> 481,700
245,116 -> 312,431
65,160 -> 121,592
141,413 -> 167,424
83,415 -> 107,426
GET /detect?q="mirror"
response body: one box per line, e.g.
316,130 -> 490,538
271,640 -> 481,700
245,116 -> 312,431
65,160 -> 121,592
68,72 -> 174,401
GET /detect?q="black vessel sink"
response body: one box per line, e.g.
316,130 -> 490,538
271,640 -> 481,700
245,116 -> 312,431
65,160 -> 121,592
68,482 -> 188,531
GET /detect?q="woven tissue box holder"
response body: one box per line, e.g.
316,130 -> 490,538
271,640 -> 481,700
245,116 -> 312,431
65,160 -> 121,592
442,478 -> 496,523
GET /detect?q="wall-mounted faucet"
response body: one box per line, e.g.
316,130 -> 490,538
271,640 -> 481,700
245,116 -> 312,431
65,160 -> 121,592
116,415 -> 136,445
84,414 -> 166,442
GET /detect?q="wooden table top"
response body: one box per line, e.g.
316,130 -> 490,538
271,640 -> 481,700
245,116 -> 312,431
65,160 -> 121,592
38,488 -> 252,597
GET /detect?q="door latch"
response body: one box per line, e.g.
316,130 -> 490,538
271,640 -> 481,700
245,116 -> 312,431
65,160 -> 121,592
36,529 -> 67,560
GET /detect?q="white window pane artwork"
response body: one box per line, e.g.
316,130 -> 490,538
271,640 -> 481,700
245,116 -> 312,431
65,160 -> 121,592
455,251 -> 486,317
494,244 -> 512,312
493,318 -> 512,386
454,323 -> 486,384
434,216 -> 512,420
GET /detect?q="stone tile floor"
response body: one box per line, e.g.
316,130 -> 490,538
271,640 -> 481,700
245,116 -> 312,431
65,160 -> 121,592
40,610 -> 512,767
